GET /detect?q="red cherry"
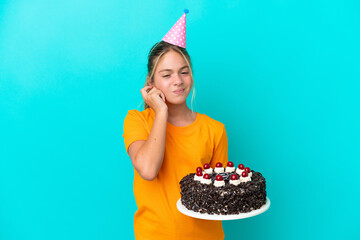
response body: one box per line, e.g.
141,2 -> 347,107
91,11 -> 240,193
238,164 -> 244,169
203,163 -> 210,169
245,167 -> 251,173
242,171 -> 248,177
203,173 -> 210,179
227,162 -> 234,167
196,167 -> 202,172
196,171 -> 203,176
230,174 -> 238,180
216,162 -> 223,168
216,175 -> 223,181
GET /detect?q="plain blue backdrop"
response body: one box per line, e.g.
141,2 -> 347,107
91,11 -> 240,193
1,0 -> 359,239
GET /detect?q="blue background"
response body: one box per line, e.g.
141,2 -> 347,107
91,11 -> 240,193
1,0 -> 359,239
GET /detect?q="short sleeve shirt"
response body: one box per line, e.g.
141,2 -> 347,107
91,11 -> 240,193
123,108 -> 228,240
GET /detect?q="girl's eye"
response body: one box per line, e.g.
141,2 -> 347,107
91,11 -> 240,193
162,72 -> 188,78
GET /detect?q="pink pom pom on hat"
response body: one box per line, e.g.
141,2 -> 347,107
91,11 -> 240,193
162,9 -> 189,48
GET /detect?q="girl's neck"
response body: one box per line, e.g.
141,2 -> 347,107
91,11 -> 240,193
166,103 -> 195,125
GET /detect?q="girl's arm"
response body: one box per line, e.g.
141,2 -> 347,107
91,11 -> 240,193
128,86 -> 168,181
128,111 -> 167,181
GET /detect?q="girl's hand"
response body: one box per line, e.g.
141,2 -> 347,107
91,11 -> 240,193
140,86 -> 168,114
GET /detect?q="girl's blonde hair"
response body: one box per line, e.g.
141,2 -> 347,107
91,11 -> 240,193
144,41 -> 195,111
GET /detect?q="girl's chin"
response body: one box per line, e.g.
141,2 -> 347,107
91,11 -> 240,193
165,98 -> 188,106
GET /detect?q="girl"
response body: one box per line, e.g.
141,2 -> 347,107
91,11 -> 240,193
123,40 -> 228,239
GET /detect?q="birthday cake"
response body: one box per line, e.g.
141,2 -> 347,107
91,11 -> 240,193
179,162 -> 267,215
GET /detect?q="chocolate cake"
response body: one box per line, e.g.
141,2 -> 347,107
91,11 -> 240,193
179,162 -> 267,215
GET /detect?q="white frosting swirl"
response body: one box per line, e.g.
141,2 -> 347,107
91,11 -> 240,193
214,180 -> 225,187
240,176 -> 251,183
214,167 -> 224,173
204,168 -> 213,174
225,167 -> 235,173
236,168 -> 245,175
230,179 -> 240,186
201,177 -> 212,185
194,174 -> 203,181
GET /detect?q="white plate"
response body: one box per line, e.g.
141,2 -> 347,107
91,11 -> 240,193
177,197 -> 270,221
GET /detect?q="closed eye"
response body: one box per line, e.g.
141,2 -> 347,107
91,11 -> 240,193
162,72 -> 188,78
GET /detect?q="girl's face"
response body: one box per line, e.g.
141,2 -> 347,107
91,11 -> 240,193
152,50 -> 192,105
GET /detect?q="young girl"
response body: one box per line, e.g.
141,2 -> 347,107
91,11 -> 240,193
123,10 -> 228,239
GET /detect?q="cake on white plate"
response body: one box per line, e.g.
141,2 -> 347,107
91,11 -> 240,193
179,161 -> 267,215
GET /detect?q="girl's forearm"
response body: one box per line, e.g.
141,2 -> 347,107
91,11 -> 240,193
134,111 -> 168,180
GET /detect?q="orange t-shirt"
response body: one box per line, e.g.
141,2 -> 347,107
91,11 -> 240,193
123,108 -> 228,240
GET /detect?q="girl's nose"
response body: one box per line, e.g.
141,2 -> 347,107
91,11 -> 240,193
173,73 -> 184,85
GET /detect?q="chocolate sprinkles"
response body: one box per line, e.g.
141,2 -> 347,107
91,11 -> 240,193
179,171 -> 267,215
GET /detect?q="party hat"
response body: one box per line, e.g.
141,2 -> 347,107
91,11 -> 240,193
162,9 -> 189,48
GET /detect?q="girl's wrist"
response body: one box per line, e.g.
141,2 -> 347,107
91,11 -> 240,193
155,108 -> 168,118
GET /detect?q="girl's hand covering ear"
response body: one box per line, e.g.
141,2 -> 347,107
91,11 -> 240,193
140,86 -> 168,113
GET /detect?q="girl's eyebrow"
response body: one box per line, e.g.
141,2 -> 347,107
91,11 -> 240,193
159,66 -> 189,73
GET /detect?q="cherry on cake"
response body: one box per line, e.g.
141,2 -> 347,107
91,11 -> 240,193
179,162 -> 267,214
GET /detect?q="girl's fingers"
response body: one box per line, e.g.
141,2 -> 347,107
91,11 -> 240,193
140,86 -> 153,97
160,92 -> 166,102
145,86 -> 154,93
143,86 -> 152,90
141,86 -> 166,103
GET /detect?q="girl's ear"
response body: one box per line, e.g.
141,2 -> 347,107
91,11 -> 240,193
146,76 -> 153,86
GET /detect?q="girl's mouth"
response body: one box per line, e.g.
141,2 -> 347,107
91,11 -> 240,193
173,89 -> 184,94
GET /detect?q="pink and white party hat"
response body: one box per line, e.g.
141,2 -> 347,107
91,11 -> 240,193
162,9 -> 189,48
